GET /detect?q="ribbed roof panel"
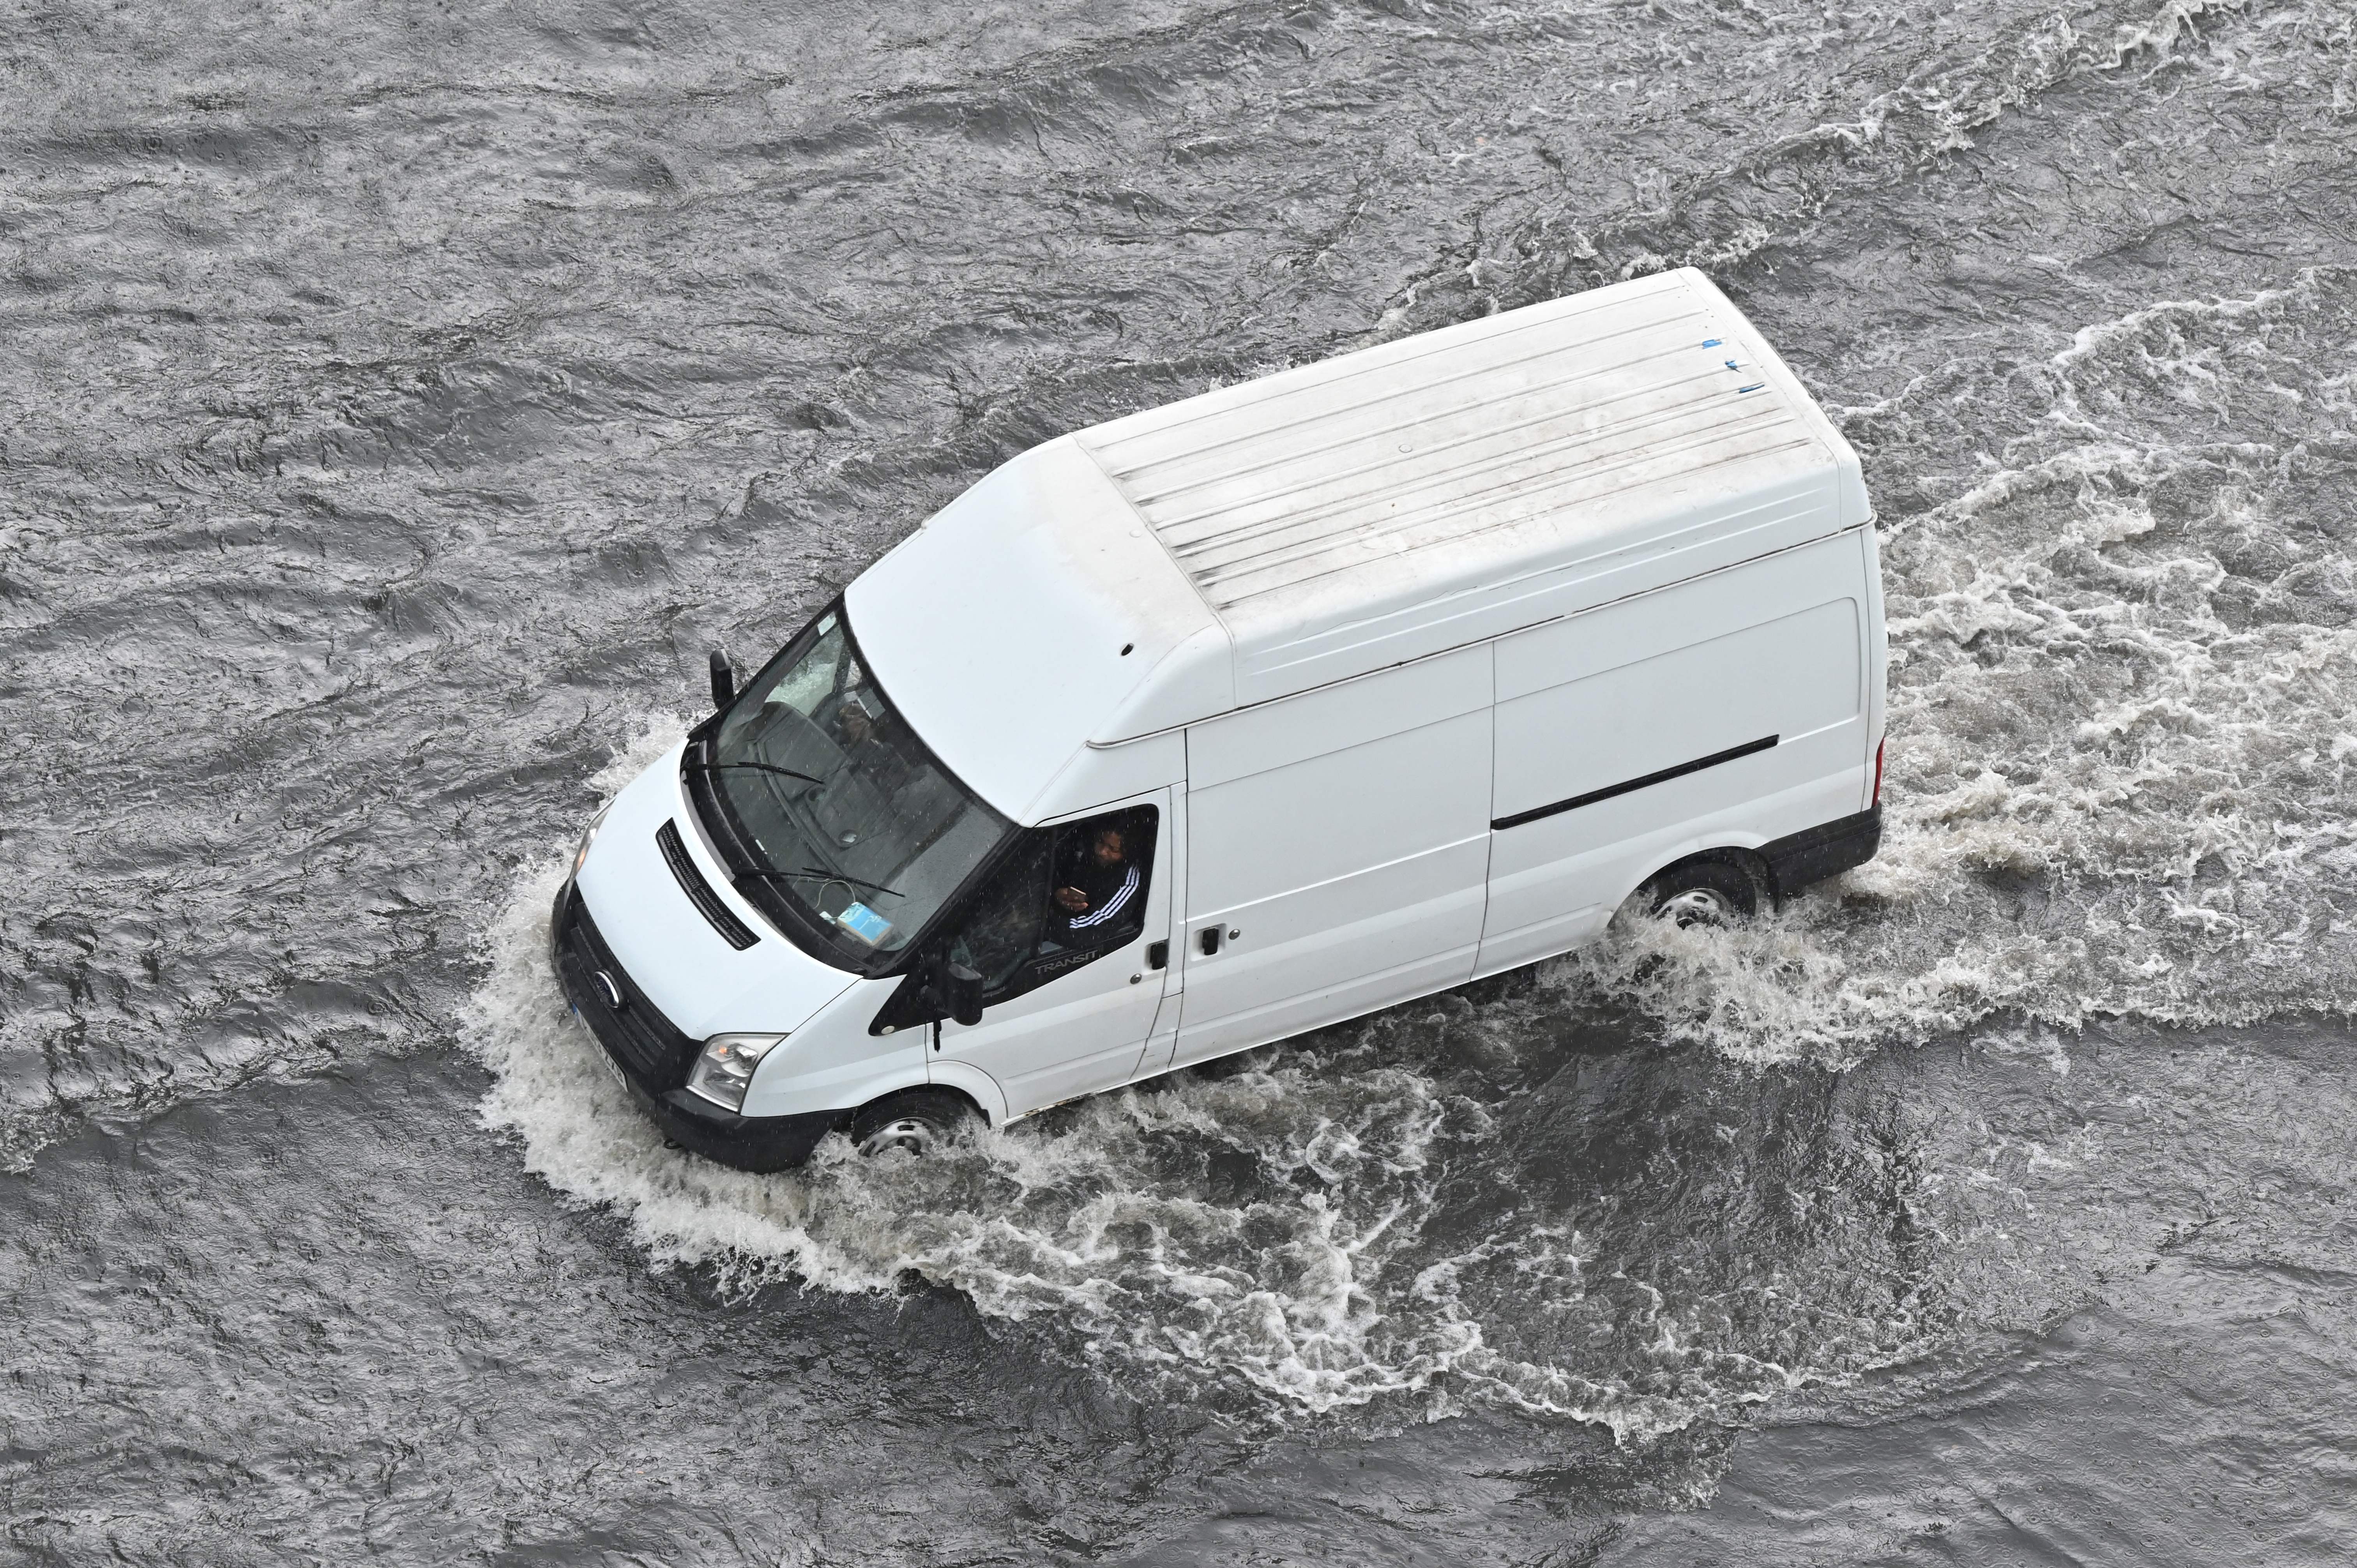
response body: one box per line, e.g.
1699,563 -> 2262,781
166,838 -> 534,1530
1074,271 -> 1833,632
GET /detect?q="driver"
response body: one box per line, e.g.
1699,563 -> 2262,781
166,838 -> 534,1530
830,689 -> 910,792
1051,824 -> 1141,945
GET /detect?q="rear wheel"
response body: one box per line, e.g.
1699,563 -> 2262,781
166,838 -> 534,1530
848,1088 -> 977,1158
1639,858 -> 1760,927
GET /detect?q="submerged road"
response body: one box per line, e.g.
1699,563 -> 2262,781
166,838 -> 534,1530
4,0 -> 2356,1560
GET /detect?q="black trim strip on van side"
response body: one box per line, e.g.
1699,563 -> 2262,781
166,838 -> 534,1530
657,818 -> 760,951
1490,735 -> 1780,831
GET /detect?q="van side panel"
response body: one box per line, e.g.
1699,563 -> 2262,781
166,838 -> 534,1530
1480,536 -> 1869,974
1175,645 -> 1492,1066
1493,598 -> 1860,814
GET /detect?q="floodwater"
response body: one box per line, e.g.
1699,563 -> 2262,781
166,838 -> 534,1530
6,0 -> 2357,1560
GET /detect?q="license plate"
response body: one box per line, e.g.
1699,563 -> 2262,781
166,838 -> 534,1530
595,1042 -> 629,1094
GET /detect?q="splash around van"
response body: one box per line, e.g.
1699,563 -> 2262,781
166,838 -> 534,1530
551,267 -> 1887,1171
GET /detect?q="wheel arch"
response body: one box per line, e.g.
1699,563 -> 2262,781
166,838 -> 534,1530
915,1059 -> 1004,1127
1620,837 -> 1774,911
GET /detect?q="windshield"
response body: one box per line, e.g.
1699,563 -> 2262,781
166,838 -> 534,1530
694,604 -> 1010,967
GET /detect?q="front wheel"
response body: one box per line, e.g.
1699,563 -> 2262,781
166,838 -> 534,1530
848,1088 -> 977,1158
1638,858 -> 1760,927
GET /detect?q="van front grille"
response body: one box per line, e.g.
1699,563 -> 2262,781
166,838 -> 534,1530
551,885 -> 701,1092
657,818 -> 759,950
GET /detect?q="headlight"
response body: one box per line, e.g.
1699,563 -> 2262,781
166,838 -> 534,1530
684,1033 -> 786,1112
571,803 -> 612,881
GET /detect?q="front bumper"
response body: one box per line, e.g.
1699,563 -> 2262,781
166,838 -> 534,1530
549,882 -> 850,1172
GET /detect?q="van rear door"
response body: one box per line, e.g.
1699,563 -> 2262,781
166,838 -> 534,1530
1171,645 -> 1493,1068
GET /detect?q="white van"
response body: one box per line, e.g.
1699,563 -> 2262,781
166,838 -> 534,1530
553,267 -> 1885,1170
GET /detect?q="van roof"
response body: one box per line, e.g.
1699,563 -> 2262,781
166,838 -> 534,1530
849,268 -> 1868,820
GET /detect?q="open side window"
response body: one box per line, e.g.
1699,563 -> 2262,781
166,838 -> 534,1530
871,805 -> 1158,1033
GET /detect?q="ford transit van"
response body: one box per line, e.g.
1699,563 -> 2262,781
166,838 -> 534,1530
551,267 -> 1886,1171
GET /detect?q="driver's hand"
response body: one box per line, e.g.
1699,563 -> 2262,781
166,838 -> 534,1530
1053,886 -> 1088,911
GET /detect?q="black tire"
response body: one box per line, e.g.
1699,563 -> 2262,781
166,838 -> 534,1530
1639,857 -> 1760,927
847,1088 -> 978,1158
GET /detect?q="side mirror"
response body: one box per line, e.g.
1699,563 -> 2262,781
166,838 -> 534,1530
708,649 -> 735,711
932,960 -> 985,1027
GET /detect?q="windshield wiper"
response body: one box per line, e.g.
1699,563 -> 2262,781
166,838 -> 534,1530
690,759 -> 826,787
740,866 -> 904,901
